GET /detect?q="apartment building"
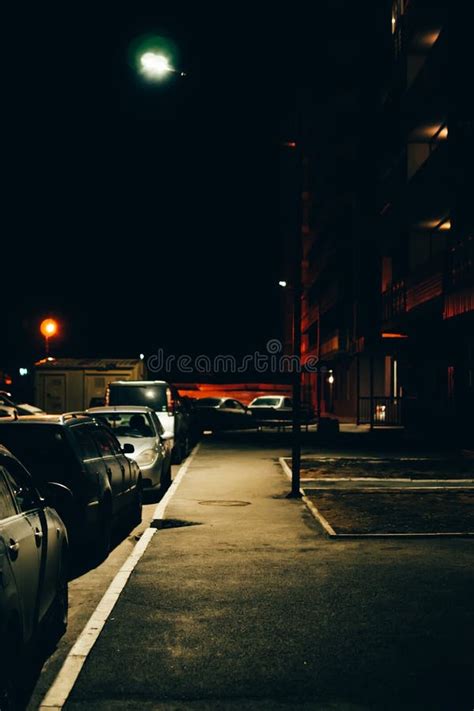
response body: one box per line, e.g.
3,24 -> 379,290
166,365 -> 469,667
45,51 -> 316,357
298,1 -> 472,435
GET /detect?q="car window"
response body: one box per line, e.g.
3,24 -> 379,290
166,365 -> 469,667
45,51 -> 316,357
0,424 -> 78,487
196,398 -> 222,407
0,470 -> 18,519
95,412 -> 155,438
250,397 -> 281,407
93,427 -> 121,456
1,456 -> 40,513
108,384 -> 168,412
73,426 -> 100,459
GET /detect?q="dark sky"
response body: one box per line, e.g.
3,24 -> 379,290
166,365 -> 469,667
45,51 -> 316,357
3,2 -> 383,368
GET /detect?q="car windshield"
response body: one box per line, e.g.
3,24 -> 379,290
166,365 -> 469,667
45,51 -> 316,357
196,398 -> 223,407
94,412 -> 155,438
0,424 -> 77,486
108,384 -> 168,412
250,397 -> 281,407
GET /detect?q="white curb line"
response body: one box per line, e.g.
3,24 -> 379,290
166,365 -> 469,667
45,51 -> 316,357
39,443 -> 201,710
278,456 -> 336,536
278,456 -> 474,540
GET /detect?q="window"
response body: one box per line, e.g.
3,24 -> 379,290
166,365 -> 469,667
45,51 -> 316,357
74,426 -> 100,459
93,413 -> 155,438
93,427 -> 121,457
0,471 -> 17,519
0,424 -> 77,486
1,456 -> 40,513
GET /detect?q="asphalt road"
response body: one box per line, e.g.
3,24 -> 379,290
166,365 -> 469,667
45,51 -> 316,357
56,432 -> 473,711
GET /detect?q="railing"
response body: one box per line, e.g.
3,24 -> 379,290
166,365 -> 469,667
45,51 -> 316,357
382,281 -> 406,322
445,236 -> 474,291
357,396 -> 403,427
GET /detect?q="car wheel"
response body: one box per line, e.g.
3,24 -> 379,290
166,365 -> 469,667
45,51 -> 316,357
161,461 -> 172,490
130,478 -> 143,529
172,443 -> 183,465
51,554 -> 69,639
95,500 -> 112,564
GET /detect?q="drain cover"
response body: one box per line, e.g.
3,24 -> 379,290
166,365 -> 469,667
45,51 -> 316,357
198,500 -> 251,507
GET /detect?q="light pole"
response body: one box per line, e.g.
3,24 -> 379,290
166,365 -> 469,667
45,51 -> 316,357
278,141 -> 304,500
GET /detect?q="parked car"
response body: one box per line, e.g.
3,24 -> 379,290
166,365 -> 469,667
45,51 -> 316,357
195,397 -> 254,432
0,445 -> 69,707
0,406 -> 17,418
179,396 -> 201,446
0,391 -> 45,416
248,396 -> 314,424
0,414 -> 142,563
106,381 -> 191,464
87,406 -> 173,493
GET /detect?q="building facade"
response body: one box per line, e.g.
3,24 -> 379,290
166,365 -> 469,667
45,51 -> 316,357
297,1 -> 473,437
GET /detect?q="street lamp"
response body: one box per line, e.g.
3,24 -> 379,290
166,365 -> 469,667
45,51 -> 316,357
139,51 -> 186,80
40,318 -> 58,356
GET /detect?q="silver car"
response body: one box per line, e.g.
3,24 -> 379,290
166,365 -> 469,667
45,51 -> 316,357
87,406 -> 173,492
0,445 -> 69,707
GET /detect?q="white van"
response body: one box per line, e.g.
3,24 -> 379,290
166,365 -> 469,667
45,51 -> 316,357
106,381 -> 191,463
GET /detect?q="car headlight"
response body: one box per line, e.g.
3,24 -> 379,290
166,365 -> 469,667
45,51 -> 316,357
135,449 -> 158,467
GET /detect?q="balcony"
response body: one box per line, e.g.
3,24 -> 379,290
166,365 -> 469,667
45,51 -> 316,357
445,236 -> 474,292
444,236 -> 474,320
382,281 -> 407,323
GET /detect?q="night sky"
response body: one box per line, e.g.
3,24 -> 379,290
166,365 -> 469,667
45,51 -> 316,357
4,2 -> 381,370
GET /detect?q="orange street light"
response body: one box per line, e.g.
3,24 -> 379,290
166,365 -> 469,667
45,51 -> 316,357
40,318 -> 59,355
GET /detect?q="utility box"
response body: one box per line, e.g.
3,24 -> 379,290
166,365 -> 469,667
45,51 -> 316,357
34,358 -> 146,414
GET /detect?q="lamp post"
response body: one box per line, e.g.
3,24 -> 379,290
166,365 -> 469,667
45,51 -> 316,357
279,133 -> 304,500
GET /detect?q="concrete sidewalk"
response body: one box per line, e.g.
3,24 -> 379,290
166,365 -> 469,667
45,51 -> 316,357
61,437 -> 473,710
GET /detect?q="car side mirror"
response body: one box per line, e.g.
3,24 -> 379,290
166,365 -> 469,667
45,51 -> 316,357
160,432 -> 174,442
122,443 -> 135,454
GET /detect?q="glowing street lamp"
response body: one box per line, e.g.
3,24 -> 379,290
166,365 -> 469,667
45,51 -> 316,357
139,51 -> 186,80
40,318 -> 58,355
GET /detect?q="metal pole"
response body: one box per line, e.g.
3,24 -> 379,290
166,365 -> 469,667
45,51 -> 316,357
356,352 -> 360,425
369,353 -> 375,431
289,137 -> 303,499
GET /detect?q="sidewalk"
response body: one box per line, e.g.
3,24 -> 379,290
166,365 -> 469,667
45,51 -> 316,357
56,436 -> 472,710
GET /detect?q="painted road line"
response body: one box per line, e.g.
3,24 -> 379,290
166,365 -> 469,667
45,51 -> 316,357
333,532 -> 474,539
278,456 -> 336,536
39,443 -> 201,711
300,477 -> 474,484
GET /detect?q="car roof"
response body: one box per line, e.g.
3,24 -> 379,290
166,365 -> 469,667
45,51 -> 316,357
109,381 -> 169,386
87,406 -> 155,415
251,395 -> 284,400
0,414 -> 97,427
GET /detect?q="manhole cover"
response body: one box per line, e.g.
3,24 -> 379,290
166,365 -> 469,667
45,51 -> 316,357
198,500 -> 251,507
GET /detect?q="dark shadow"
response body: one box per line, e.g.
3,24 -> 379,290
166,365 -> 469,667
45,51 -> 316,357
150,518 -> 202,529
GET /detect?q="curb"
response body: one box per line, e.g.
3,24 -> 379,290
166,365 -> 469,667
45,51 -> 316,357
278,456 -> 474,540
